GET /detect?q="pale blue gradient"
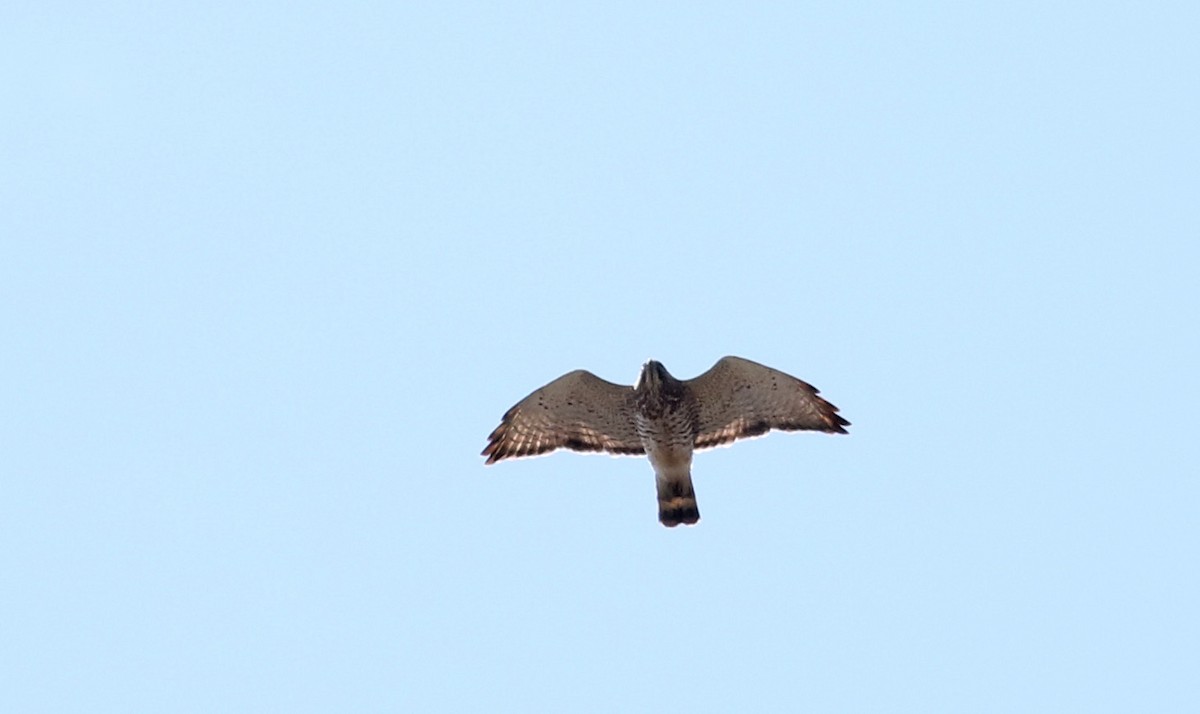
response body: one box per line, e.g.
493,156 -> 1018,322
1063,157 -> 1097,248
2,2 -> 1197,712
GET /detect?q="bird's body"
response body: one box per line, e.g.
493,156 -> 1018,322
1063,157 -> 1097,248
634,361 -> 702,525
482,356 -> 849,527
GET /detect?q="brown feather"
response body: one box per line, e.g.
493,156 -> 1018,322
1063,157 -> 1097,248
687,356 -> 850,450
482,370 -> 645,464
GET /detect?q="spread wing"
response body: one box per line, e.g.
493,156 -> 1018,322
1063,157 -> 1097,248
687,356 -> 849,450
482,370 -> 645,464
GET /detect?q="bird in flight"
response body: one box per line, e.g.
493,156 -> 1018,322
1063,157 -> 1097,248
482,356 -> 849,527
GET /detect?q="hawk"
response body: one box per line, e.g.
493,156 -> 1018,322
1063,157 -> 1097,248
482,356 -> 849,527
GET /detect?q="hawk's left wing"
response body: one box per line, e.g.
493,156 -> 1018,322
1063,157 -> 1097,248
483,370 -> 645,464
687,356 -> 849,450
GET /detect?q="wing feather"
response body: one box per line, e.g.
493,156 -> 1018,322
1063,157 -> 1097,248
687,356 -> 849,450
482,370 -> 644,464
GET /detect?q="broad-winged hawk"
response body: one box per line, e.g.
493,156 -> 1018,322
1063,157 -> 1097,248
482,356 -> 849,527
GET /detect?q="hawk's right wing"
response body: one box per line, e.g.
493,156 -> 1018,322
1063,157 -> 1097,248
482,370 -> 645,464
688,356 -> 849,450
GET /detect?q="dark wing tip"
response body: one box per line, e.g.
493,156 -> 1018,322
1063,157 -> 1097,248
481,438 -> 502,464
823,404 -> 850,433
481,416 -> 571,464
481,418 -> 515,464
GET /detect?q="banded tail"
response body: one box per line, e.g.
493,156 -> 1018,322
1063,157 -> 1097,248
657,473 -> 700,527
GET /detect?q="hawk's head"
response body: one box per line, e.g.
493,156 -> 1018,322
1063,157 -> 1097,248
635,360 -> 688,417
635,360 -> 682,393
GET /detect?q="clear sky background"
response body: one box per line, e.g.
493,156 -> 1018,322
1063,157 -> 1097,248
3,2 -> 1197,712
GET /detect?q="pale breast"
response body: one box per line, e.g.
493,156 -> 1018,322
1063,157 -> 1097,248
635,407 -> 696,471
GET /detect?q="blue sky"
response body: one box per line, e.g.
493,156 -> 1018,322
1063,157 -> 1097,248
3,2 -> 1197,711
